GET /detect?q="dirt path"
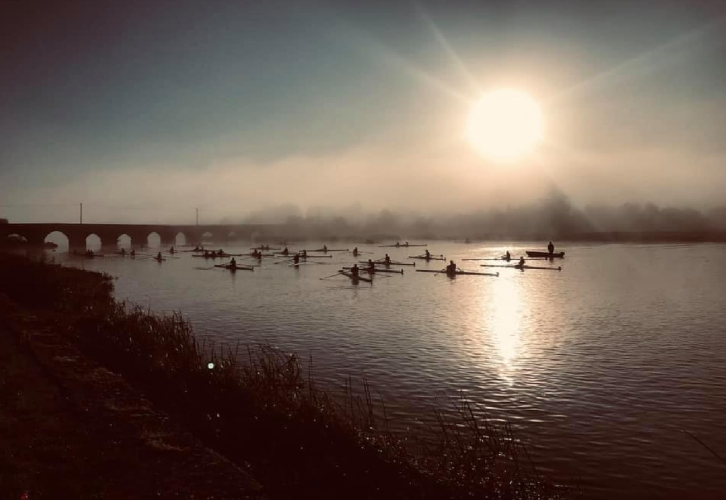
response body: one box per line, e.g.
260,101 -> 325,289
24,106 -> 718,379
0,296 -> 265,500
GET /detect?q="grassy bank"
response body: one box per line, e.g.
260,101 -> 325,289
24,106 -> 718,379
0,253 -> 568,500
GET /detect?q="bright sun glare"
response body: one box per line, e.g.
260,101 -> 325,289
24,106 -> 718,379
467,89 -> 544,162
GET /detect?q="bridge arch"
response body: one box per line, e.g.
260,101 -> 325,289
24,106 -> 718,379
86,234 -> 102,251
175,232 -> 187,246
117,234 -> 132,249
45,231 -> 69,252
147,232 -> 161,248
201,231 -> 214,243
4,233 -> 28,246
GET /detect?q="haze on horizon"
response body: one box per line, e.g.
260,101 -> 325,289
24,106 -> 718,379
1,0 -> 725,226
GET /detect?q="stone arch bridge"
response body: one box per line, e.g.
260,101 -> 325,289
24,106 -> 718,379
0,223 -> 281,249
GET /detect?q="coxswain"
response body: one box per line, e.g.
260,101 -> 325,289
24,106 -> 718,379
293,254 -> 300,265
384,253 -> 391,264
518,257 -> 525,267
548,241 -> 555,254
446,260 -> 457,274
504,250 -> 511,261
350,264 -> 359,277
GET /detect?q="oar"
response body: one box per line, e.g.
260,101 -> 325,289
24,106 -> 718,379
274,258 -> 295,265
319,271 -> 345,280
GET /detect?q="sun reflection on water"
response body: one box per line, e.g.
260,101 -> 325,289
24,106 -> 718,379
489,277 -> 524,381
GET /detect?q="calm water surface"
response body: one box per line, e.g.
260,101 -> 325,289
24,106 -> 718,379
60,242 -> 726,499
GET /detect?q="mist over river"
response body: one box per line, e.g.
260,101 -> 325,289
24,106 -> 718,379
57,241 -> 726,499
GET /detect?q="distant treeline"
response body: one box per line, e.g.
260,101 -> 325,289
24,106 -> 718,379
240,194 -> 726,242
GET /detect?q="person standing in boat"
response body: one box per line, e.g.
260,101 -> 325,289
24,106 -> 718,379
548,241 -> 555,254
446,260 -> 457,274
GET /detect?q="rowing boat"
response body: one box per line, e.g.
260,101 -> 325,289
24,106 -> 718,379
300,254 -> 333,259
462,256 -> 513,261
525,251 -> 565,258
358,260 -> 416,267
378,243 -> 427,248
481,264 -> 562,271
307,248 -> 349,252
338,271 -> 373,283
214,264 -> 254,271
344,266 -> 403,274
416,269 -> 498,277
409,255 -> 445,261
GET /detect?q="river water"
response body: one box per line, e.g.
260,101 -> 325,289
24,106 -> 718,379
54,241 -> 726,499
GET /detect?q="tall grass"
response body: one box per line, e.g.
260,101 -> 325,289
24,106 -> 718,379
0,253 -> 568,500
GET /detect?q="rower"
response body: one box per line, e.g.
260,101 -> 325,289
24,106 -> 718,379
218,249 -> 224,256
352,247 -> 359,257
405,241 -> 409,247
130,249 -> 136,257
230,257 -> 236,267
505,250 -> 511,261
350,264 -> 359,277
156,252 -> 163,261
120,248 -> 126,256
293,254 -> 300,265
282,247 -> 289,255
366,259 -> 375,271
384,253 -> 391,264
85,249 -> 94,257
395,241 -> 400,247
446,260 -> 457,274
425,249 -> 431,259
548,241 -> 555,254
323,244 -> 328,252
170,246 -> 175,254
301,250 -> 307,258
518,257 -> 525,267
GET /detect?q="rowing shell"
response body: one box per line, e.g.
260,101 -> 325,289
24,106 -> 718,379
416,269 -> 498,277
343,266 -> 403,274
409,255 -> 445,261
359,260 -> 416,267
306,248 -> 349,252
378,244 -> 427,248
481,264 -> 562,271
338,271 -> 373,283
214,264 -> 254,271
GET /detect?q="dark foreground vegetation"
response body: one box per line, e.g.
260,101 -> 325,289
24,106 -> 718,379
0,253 -> 568,500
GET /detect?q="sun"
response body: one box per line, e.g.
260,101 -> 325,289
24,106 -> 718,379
467,88 -> 544,162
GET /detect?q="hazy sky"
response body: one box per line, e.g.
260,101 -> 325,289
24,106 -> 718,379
2,0 -> 725,223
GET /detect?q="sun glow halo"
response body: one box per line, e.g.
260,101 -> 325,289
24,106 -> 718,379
467,89 -> 543,162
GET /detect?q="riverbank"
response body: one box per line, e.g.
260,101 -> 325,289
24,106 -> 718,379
0,253 -> 566,499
